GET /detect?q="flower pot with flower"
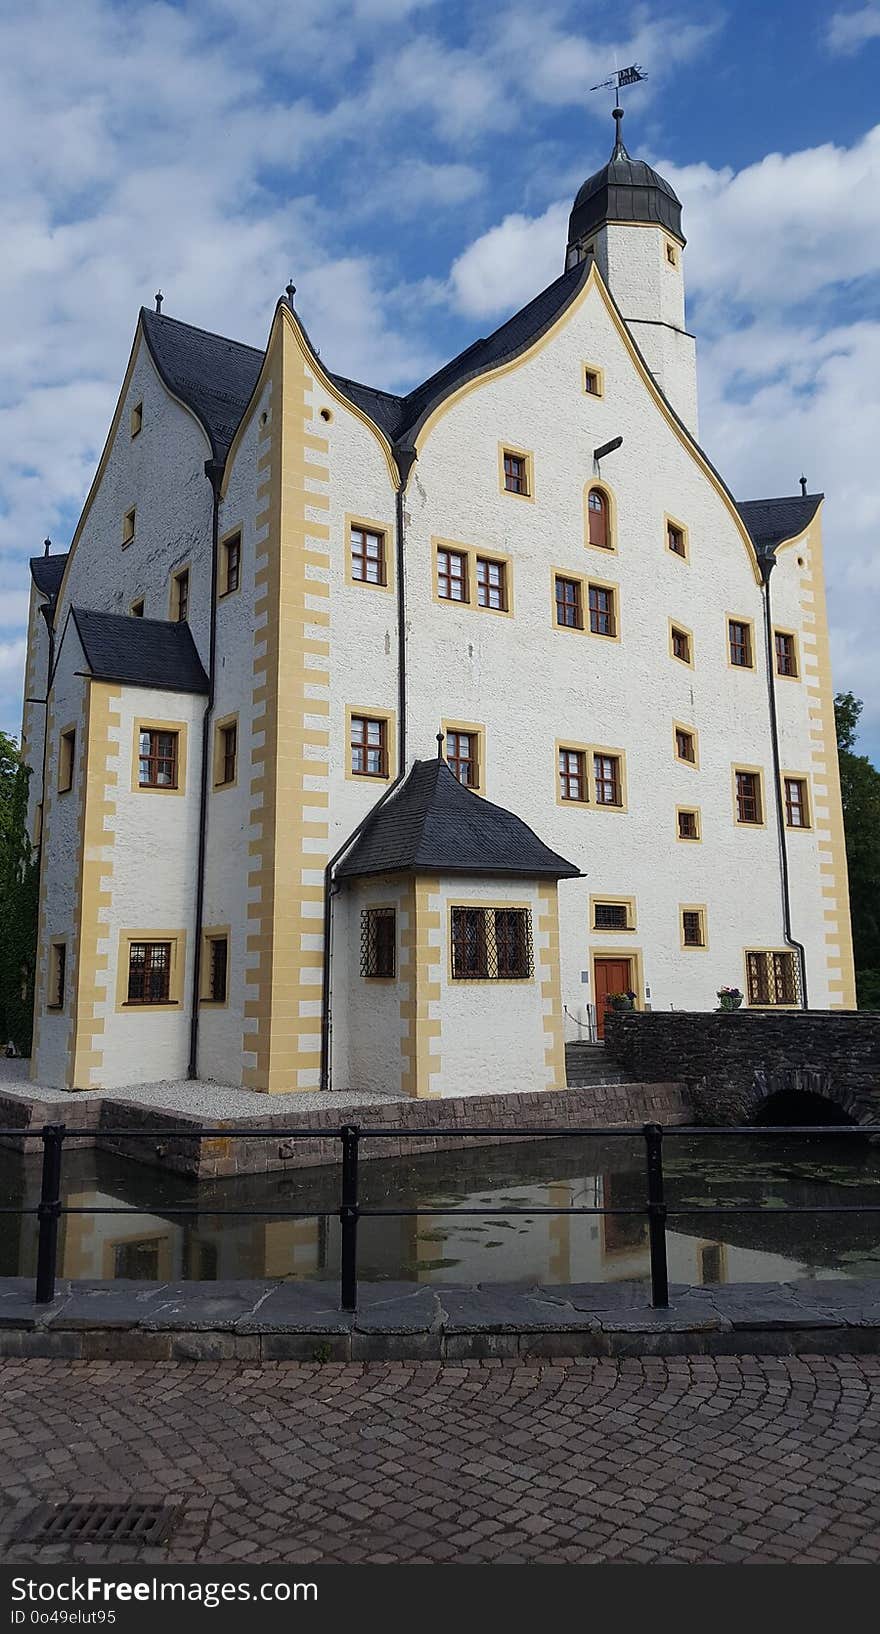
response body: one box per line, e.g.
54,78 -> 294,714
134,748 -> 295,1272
716,985 -> 743,1011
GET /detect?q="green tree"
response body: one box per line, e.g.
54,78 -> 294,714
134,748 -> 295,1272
834,693 -> 880,1009
0,731 -> 39,1053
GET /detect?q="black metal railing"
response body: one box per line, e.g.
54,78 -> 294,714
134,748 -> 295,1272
2,1120 -> 879,1312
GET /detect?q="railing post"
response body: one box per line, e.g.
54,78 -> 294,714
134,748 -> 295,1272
339,1124 -> 360,1312
35,1123 -> 65,1304
644,1122 -> 669,1309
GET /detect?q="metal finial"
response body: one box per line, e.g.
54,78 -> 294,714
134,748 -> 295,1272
799,474 -> 808,497
155,290 -> 163,314
436,730 -> 445,759
285,281 -> 296,307
43,537 -> 51,558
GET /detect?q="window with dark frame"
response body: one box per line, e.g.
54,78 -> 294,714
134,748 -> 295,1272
784,777 -> 808,828
476,556 -> 507,610
746,949 -> 798,1007
555,575 -> 583,629
351,526 -> 385,586
437,547 -> 468,602
122,508 -> 136,547
218,723 -> 237,786
667,521 -> 686,557
675,728 -> 696,764
127,941 -> 172,1005
173,568 -> 189,622
222,533 -> 241,595
588,583 -> 616,636
682,909 -> 705,947
503,451 -> 528,495
59,728 -> 76,793
729,619 -> 753,668
360,907 -> 396,978
350,715 -> 387,777
678,809 -> 700,840
450,906 -> 532,981
446,730 -> 478,788
593,902 -> 629,930
207,936 -> 228,1002
775,631 -> 797,677
558,748 -> 586,803
584,368 -> 600,396
671,625 -> 691,663
48,943 -> 66,1009
593,752 -> 622,806
587,488 -> 610,548
138,729 -> 179,789
735,770 -> 762,824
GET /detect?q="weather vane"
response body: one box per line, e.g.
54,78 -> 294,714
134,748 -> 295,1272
589,63 -> 647,109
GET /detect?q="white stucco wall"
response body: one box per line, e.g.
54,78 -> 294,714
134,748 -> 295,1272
335,876 -> 410,1096
595,223 -> 698,431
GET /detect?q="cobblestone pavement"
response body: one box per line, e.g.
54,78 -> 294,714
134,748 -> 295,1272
2,1357 -> 880,1565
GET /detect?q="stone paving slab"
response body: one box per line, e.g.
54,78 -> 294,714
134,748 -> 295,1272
2,1354 -> 880,1563
0,1276 -> 878,1359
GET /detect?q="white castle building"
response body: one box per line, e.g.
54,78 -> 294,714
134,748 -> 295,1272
22,109 -> 855,1096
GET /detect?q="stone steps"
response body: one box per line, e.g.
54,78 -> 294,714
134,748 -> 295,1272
565,1042 -> 631,1089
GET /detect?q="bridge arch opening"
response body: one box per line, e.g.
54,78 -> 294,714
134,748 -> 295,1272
754,1088 -> 855,1127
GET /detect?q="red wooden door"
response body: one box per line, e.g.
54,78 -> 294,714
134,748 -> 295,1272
594,958 -> 632,1039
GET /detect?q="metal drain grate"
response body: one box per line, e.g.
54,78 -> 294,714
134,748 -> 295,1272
22,1501 -> 180,1546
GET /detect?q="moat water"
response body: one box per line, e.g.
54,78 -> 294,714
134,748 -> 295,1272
3,1130 -> 880,1287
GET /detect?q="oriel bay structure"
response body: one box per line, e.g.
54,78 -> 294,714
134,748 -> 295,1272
22,109 -> 854,1096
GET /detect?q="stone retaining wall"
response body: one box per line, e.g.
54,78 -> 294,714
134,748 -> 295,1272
604,1010 -> 880,1122
0,1080 -> 690,1180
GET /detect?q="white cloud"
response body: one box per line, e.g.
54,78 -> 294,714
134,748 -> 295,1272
448,202 -> 568,319
828,3 -> 880,53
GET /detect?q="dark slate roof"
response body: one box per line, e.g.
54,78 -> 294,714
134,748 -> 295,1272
337,758 -> 580,881
30,553 -> 69,601
137,264 -> 589,470
736,494 -> 823,561
568,111 -> 683,248
71,608 -> 209,693
141,308 -> 265,461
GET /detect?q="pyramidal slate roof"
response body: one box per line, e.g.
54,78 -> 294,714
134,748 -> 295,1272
736,494 -> 823,561
336,758 -> 580,882
30,553 -> 69,602
71,608 -> 209,694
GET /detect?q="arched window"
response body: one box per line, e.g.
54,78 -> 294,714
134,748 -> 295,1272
587,487 -> 610,549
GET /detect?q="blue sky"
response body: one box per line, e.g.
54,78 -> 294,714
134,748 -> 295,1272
1,0 -> 879,759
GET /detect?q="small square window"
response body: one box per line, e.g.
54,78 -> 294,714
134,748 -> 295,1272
555,575 -> 583,629
58,728 -> 76,793
666,242 -> 677,266
675,727 -> 696,765
728,619 -> 754,668
677,808 -> 700,841
476,556 -> 507,611
667,521 -> 686,558
735,769 -> 763,825
139,729 -> 179,789
584,368 -> 601,396
446,730 -> 479,789
361,908 -> 396,978
122,508 -> 136,548
48,942 -> 66,1010
502,451 -> 529,495
437,547 -> 468,602
593,752 -> 622,807
588,583 -> 616,637
350,715 -> 388,778
351,526 -> 386,586
207,936 -> 228,1002
127,941 -> 172,1004
130,598 -> 145,618
450,907 -> 532,981
775,631 -> 798,677
671,625 -> 691,664
130,401 -> 143,438
558,747 -> 587,803
593,902 -> 629,931
784,777 -> 809,829
221,533 -> 241,596
681,908 -> 705,947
